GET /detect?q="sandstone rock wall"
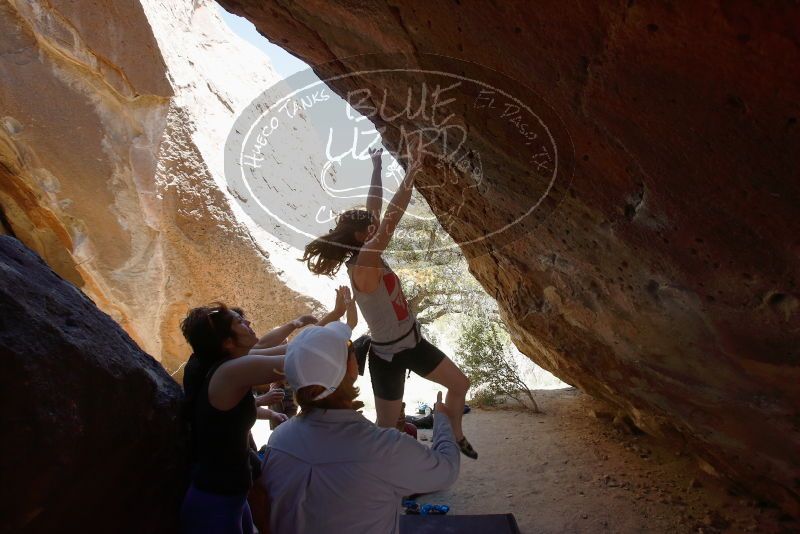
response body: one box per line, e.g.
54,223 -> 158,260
0,236 -> 186,533
219,0 -> 800,512
0,0 -> 316,371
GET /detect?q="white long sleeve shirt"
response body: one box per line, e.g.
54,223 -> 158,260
260,408 -> 460,534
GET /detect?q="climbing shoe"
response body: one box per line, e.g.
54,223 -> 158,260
458,436 -> 478,459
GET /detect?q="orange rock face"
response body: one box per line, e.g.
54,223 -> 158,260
218,0 -> 800,512
0,0 -> 315,371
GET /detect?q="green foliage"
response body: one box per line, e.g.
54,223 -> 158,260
387,194 -> 496,325
456,316 -> 540,412
470,387 -> 499,407
387,195 -> 544,412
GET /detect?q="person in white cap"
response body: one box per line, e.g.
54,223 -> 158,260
260,320 -> 461,534
179,287 -> 353,534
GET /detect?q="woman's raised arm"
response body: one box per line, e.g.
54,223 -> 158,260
353,139 -> 422,292
253,315 -> 317,349
365,147 -> 384,223
208,354 -> 286,410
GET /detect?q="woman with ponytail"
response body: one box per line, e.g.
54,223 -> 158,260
302,141 -> 478,460
179,289 -> 353,533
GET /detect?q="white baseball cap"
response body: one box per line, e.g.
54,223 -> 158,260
285,321 -> 352,400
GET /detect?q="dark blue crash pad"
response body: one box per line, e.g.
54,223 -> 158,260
399,514 -> 521,533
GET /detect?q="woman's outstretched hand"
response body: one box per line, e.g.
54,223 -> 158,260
256,388 -> 285,406
318,288 -> 354,327
269,411 -> 289,424
334,285 -> 357,328
333,285 -> 350,316
292,315 -> 317,328
344,287 -> 357,329
333,286 -> 350,317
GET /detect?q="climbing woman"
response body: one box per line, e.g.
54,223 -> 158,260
179,288 -> 353,533
302,141 -> 478,459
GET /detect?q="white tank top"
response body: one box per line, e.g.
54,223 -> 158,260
346,258 -> 419,360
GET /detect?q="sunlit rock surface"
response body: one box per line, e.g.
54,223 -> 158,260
0,0 -> 317,371
219,0 -> 800,511
0,236 -> 185,532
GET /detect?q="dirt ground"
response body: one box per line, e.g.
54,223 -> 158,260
414,388 -> 797,534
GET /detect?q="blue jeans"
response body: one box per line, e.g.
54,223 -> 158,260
180,484 -> 254,534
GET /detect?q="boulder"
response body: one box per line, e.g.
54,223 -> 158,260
218,0 -> 800,512
0,236 -> 186,533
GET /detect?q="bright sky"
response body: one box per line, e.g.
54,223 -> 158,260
217,5 -> 308,79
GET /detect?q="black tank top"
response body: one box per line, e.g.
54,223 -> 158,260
192,361 -> 256,495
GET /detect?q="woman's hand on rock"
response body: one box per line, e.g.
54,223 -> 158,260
368,146 -> 383,168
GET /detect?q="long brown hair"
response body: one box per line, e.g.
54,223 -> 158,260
180,304 -> 245,438
301,209 -> 373,276
180,303 -> 243,360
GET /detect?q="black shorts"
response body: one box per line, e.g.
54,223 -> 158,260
368,338 -> 447,401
